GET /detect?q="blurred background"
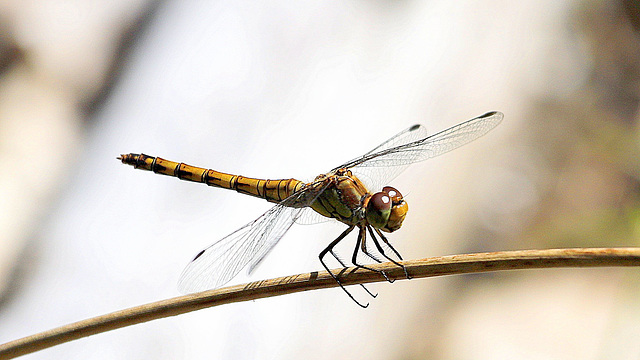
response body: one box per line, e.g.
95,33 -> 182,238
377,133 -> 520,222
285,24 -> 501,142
1,0 -> 640,359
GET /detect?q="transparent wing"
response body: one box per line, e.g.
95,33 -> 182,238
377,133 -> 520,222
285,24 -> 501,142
177,180 -> 328,293
361,123 -> 429,157
333,111 -> 503,190
341,123 -> 428,190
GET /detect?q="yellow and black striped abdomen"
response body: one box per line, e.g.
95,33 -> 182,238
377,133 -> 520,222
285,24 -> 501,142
118,153 -> 304,204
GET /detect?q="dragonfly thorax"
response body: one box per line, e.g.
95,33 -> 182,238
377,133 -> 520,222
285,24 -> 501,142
309,169 -> 408,232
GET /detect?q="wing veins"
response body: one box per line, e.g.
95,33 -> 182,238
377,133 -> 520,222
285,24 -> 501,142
335,111 -> 503,171
177,179 -> 331,293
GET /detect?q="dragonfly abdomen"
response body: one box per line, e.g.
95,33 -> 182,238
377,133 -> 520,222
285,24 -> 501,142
118,153 -> 304,203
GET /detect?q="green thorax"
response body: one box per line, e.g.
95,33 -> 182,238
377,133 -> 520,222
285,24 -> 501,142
309,170 -> 370,226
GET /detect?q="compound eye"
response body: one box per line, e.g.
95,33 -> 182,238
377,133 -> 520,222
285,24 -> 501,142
366,192 -> 392,229
382,186 -> 403,202
370,192 -> 392,212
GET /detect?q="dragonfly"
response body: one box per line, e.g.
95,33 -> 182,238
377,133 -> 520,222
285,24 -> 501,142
118,111 -> 503,307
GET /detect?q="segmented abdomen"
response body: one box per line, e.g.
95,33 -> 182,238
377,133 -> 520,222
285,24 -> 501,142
118,153 -> 304,203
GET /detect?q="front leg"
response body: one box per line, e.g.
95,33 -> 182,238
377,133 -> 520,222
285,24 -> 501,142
351,226 -> 393,283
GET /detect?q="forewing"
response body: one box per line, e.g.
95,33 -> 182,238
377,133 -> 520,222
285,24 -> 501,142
177,180 -> 329,293
334,111 -> 503,189
361,123 -> 429,157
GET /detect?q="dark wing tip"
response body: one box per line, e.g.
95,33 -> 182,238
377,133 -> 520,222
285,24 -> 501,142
480,111 -> 504,119
409,124 -> 421,131
192,249 -> 206,261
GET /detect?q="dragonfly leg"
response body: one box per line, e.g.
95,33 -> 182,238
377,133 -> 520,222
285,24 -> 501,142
329,250 -> 347,267
319,225 -> 373,307
326,249 -> 378,298
352,226 -> 393,283
372,228 -> 403,259
327,248 -> 382,296
360,234 -> 385,263
368,227 -> 412,280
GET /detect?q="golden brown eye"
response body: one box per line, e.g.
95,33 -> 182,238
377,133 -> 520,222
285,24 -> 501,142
370,192 -> 392,211
366,192 -> 392,229
382,186 -> 403,203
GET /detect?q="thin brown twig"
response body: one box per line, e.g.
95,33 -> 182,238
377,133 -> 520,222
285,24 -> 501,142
1,247 -> 640,359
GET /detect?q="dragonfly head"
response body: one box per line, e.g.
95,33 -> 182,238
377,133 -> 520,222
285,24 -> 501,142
365,186 -> 408,232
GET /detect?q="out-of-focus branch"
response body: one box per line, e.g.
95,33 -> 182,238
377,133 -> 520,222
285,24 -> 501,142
2,247 -> 640,359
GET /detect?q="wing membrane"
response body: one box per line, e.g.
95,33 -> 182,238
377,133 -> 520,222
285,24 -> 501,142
177,181 -> 328,293
361,123 -> 429,157
334,111 -> 503,189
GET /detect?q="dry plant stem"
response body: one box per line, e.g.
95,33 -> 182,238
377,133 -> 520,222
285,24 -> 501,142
2,247 -> 640,359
